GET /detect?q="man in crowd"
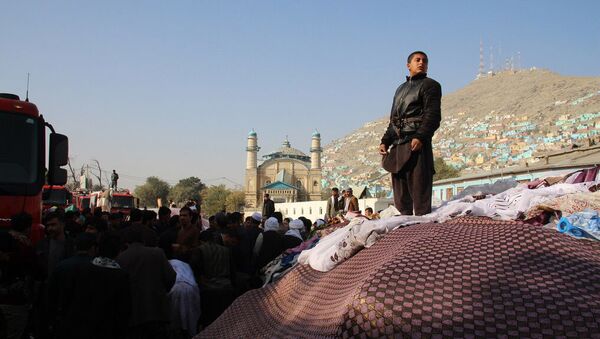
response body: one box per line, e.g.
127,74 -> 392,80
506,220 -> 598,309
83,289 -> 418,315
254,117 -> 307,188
47,232 -> 97,332
117,229 -> 176,339
325,187 -> 342,221
53,232 -> 131,339
262,193 -> 275,219
343,188 -> 359,213
0,213 -> 35,339
379,51 -> 441,216
156,206 -> 171,235
174,206 -> 200,261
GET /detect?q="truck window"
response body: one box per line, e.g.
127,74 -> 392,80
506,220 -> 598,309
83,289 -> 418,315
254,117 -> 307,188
0,111 -> 39,184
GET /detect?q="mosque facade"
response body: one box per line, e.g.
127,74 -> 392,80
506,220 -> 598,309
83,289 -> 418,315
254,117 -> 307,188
244,130 -> 322,210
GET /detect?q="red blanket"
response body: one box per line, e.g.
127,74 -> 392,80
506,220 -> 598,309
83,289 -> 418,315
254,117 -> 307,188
196,217 -> 600,338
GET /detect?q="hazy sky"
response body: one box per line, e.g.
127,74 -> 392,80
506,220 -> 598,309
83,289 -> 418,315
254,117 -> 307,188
2,1 -> 599,190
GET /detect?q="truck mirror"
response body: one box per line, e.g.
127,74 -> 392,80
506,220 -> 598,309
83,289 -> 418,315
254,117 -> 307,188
48,133 -> 69,185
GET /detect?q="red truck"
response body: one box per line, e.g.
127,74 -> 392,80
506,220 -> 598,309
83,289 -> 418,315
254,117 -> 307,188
89,189 -> 137,215
42,184 -> 72,211
72,191 -> 91,211
0,93 -> 68,242
110,189 -> 137,215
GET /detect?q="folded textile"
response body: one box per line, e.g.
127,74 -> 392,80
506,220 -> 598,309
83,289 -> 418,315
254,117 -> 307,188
449,178 -> 518,202
262,236 -> 320,286
525,190 -> 600,220
297,183 -> 591,272
557,209 -> 600,240
298,215 -> 431,272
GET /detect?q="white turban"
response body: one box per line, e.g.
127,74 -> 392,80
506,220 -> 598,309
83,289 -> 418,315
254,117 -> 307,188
314,219 -> 326,227
289,219 -> 305,230
251,212 -> 262,222
285,229 -> 303,241
264,217 -> 280,232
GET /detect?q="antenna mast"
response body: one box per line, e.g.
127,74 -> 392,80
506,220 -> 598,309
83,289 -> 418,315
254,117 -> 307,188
478,38 -> 484,78
489,45 -> 494,74
25,73 -> 30,102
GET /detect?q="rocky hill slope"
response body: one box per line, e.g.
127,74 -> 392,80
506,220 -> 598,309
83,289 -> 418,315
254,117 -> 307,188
322,69 -> 600,191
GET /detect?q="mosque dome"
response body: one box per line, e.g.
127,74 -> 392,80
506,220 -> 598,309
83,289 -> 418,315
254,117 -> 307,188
312,129 -> 321,138
262,137 -> 310,162
248,129 -> 257,137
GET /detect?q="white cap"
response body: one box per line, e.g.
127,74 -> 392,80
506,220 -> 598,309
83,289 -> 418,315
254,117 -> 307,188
314,219 -> 326,227
289,219 -> 305,230
251,212 -> 262,222
264,217 -> 280,232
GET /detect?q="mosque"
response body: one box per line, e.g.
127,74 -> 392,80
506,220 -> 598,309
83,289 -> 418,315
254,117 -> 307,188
244,129 -> 322,210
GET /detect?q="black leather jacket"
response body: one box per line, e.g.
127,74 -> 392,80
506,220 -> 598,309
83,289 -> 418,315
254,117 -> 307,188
380,73 -> 442,147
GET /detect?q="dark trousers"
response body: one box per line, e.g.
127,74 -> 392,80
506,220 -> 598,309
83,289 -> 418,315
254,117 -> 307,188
391,143 -> 434,216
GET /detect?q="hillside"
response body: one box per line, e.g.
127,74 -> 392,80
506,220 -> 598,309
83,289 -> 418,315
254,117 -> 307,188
321,69 -> 600,192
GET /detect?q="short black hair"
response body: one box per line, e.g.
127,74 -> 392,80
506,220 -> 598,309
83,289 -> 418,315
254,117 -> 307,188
74,232 -> 97,251
272,211 -> 283,223
215,212 -> 228,228
365,207 -> 373,213
45,212 -> 64,225
124,228 -> 144,244
98,232 -> 122,259
179,206 -> 192,216
158,206 -> 171,217
129,208 -> 142,222
331,187 -> 339,193
407,51 -> 428,63
228,212 -> 241,225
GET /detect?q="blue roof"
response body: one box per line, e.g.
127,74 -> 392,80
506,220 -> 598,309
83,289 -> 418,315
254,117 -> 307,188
312,129 -> 321,138
248,129 -> 257,137
263,181 -> 298,190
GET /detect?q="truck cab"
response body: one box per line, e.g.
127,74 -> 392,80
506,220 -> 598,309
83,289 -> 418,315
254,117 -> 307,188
0,93 -> 68,239
42,185 -> 72,211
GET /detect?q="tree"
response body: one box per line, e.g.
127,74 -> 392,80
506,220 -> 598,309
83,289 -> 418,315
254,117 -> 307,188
168,176 -> 206,205
226,190 -> 246,212
91,159 -> 104,188
433,157 -> 461,181
67,158 -> 79,188
201,185 -> 231,216
134,176 -> 170,208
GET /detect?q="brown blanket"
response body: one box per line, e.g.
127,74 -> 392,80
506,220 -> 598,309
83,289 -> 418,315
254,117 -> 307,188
196,217 -> 600,338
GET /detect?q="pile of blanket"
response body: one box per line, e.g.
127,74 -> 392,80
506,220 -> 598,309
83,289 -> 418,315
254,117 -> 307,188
196,166 -> 600,338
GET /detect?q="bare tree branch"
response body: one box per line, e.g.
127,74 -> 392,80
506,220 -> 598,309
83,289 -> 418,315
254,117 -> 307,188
67,158 -> 79,187
91,159 -> 103,188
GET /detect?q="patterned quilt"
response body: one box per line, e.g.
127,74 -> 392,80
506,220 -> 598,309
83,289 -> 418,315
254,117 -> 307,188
195,217 -> 600,338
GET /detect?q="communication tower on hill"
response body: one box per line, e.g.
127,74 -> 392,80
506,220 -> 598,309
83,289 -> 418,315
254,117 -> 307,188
477,38 -> 485,79
488,45 -> 495,75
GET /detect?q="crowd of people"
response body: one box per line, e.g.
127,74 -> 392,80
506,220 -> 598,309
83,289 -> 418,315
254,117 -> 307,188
0,197 -> 348,339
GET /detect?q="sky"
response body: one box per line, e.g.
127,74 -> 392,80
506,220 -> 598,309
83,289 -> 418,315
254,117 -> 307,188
2,1 -> 599,190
